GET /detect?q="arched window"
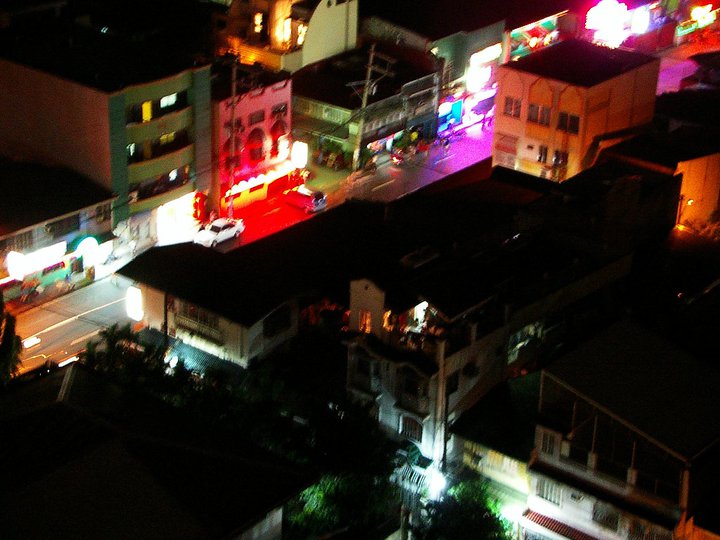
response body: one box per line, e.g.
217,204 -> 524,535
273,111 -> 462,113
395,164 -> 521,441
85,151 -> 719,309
246,127 -> 265,163
270,119 -> 288,157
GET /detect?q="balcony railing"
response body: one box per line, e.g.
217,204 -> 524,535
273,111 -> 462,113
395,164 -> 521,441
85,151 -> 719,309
175,314 -> 223,344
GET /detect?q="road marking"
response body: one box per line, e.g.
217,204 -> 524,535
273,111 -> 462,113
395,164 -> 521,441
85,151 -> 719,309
34,298 -> 124,337
70,329 -> 102,346
371,180 -> 394,192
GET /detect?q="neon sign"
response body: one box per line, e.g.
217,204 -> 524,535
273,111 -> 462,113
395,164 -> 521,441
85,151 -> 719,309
6,241 -> 67,281
586,0 -> 630,48
691,4 -> 716,27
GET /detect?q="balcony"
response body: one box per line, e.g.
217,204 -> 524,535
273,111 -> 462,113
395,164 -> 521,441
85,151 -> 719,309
396,392 -> 430,416
175,314 -> 224,345
348,371 -> 380,397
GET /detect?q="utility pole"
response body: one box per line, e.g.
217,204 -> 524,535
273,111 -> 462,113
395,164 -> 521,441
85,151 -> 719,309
228,57 -> 239,219
351,43 -> 396,170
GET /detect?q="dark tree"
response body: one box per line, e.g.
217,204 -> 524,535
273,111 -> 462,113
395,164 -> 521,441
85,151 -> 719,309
413,480 -> 511,540
0,292 -> 22,385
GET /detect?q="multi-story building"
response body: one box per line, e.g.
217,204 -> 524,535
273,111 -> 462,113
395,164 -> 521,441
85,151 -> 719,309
292,44 -> 439,168
492,39 -> 659,181
453,319 -> 720,540
210,60 -> 294,215
213,0 -> 358,73
0,21 -> 212,251
601,125 -> 720,230
360,0 -> 581,133
0,160 -> 116,303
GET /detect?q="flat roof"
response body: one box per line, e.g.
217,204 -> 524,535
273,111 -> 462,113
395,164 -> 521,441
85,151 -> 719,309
359,0 -> 579,40
450,372 -> 540,461
0,6 -> 210,92
502,39 -> 657,87
603,125 -> 720,169
0,160 -> 115,238
292,44 -> 437,110
0,365 -> 311,539
655,89 -> 720,128
546,318 -> 720,461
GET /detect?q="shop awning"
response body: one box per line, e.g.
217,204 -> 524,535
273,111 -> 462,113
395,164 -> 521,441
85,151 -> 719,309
523,510 -> 600,540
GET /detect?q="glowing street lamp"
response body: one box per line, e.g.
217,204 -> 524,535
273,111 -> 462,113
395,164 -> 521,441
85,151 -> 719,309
427,466 -> 447,500
291,140 -> 309,170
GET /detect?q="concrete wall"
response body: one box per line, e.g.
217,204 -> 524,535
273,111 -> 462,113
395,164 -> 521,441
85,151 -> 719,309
302,0 -> 358,67
493,56 -> 660,180
0,59 -> 113,189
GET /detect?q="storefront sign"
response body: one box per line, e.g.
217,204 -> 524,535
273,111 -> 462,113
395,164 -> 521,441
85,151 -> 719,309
5,241 -> 67,281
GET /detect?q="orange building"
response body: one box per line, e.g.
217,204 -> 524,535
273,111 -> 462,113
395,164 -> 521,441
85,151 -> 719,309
493,39 -> 659,181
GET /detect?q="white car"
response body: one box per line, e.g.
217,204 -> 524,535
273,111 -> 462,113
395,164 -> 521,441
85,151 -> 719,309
193,218 -> 245,247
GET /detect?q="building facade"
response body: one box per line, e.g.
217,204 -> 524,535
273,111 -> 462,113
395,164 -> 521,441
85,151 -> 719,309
214,0 -> 358,73
492,39 -> 659,181
0,58 -> 212,250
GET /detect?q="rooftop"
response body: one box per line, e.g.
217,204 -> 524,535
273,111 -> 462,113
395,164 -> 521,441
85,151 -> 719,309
0,364 -> 310,539
0,159 -> 115,238
502,39 -> 658,87
655,89 -> 720,128
292,44 -> 437,110
0,3 -> 211,92
211,58 -> 291,102
603,125 -> 720,170
450,372 -> 540,462
546,318 -> 720,461
359,0 -> 578,40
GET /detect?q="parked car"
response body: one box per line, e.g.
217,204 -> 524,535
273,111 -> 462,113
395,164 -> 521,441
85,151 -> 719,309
193,218 -> 245,247
284,185 -> 327,213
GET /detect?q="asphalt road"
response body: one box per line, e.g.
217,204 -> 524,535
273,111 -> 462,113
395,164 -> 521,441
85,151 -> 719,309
15,276 -> 134,374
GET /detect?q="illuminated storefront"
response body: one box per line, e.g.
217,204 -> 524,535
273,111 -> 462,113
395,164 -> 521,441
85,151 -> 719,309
584,0 -> 679,51
507,13 -> 567,61
676,3 -> 719,44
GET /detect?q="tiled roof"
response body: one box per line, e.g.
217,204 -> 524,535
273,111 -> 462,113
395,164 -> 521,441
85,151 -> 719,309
523,510 -> 600,540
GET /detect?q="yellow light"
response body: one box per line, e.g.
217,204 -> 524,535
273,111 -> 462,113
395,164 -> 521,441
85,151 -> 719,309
297,23 -> 307,46
691,4 -> 712,21
254,12 -> 263,33
283,17 -> 292,43
687,198 -> 695,206
126,286 -> 144,322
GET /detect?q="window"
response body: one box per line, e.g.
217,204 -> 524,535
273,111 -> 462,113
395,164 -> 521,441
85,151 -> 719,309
249,110 -> 265,125
553,150 -> 568,166
272,102 -> 288,116
45,215 -> 80,238
536,477 -> 561,505
558,112 -> 580,134
446,371 -> 459,395
160,93 -> 177,108
540,431 -> 556,455
592,502 -> 620,531
503,96 -> 521,118
537,145 -> 548,163
359,310 -> 372,333
527,103 -> 551,126
96,203 -> 111,223
141,100 -> 153,122
401,416 -> 423,442
159,132 -> 176,145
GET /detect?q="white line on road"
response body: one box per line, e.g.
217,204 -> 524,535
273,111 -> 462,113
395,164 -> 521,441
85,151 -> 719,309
70,329 -> 102,346
33,298 -> 124,338
371,180 -> 394,192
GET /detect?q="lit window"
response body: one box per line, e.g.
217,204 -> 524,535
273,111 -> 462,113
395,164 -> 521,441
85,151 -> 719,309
297,23 -> 307,45
553,150 -> 568,166
541,431 -> 556,455
160,93 -> 177,108
141,101 -> 153,122
127,143 -> 136,156
359,310 -> 372,333
159,132 -> 176,145
254,12 -> 263,33
503,97 -> 521,118
169,169 -> 178,181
